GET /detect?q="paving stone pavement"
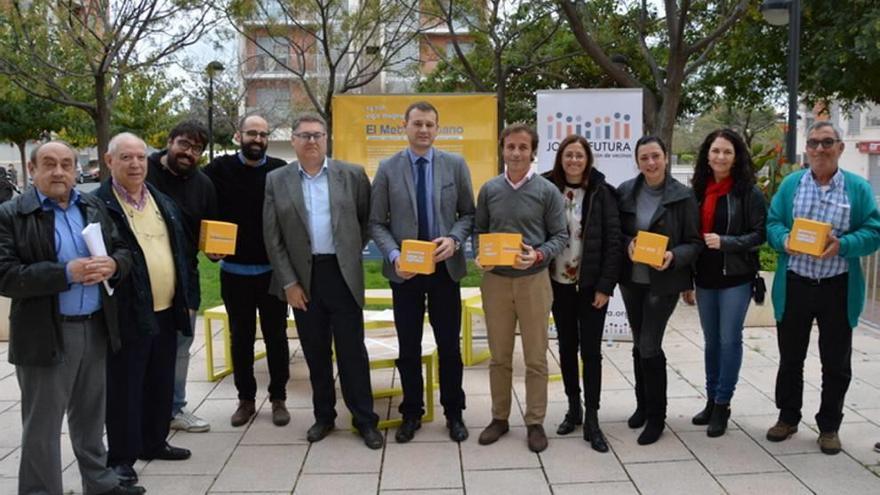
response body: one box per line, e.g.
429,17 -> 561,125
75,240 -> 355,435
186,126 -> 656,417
0,303 -> 879,494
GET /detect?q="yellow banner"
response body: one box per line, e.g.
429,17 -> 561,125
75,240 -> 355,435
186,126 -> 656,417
331,94 -> 498,194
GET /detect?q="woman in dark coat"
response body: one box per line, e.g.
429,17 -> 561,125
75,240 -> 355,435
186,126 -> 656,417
544,134 -> 621,452
618,136 -> 702,445
685,128 -> 766,437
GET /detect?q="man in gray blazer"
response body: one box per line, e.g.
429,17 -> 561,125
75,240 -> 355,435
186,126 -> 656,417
369,101 -> 475,443
263,113 -> 383,449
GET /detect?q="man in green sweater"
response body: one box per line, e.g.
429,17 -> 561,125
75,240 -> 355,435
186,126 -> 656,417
475,123 -> 568,453
765,121 -> 880,455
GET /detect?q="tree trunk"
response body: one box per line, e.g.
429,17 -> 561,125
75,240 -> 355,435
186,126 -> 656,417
16,141 -> 27,188
324,99 -> 333,158
94,74 -> 111,178
495,55 -> 505,172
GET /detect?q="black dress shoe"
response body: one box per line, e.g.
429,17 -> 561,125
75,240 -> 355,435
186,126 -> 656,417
394,418 -> 421,443
139,443 -> 191,461
360,426 -> 384,450
447,419 -> 469,442
111,464 -> 138,486
97,484 -> 146,495
307,422 -> 335,443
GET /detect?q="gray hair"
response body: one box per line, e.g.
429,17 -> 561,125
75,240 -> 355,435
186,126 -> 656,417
292,113 -> 327,133
807,120 -> 843,140
29,140 -> 77,164
107,132 -> 146,155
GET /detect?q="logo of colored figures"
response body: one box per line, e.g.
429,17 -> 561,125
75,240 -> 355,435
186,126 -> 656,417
546,112 -> 632,141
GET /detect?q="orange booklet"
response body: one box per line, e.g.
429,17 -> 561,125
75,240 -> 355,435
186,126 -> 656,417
399,240 -> 436,274
199,220 -> 237,255
632,231 -> 668,267
478,233 -> 523,266
789,217 -> 832,256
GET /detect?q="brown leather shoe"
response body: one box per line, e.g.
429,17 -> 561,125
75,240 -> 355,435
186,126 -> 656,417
271,400 -> 290,426
766,421 -> 797,442
230,400 -> 256,427
817,431 -> 841,455
478,419 -> 509,445
527,424 -> 548,453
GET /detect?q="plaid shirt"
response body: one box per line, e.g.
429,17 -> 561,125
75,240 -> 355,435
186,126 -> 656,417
788,169 -> 850,279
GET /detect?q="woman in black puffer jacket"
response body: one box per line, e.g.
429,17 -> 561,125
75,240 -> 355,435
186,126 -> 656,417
543,134 -> 621,452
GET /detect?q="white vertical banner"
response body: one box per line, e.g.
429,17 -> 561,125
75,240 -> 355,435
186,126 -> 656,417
536,88 -> 644,341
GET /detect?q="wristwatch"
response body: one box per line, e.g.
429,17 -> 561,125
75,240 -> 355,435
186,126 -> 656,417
451,236 -> 461,252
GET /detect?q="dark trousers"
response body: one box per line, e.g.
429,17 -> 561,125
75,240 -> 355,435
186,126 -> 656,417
292,255 -> 378,430
391,262 -> 465,420
221,270 -> 290,402
551,281 -> 606,409
106,309 -> 177,466
619,283 -> 679,358
775,272 -> 852,432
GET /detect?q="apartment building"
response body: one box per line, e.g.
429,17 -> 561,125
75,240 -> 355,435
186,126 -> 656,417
238,0 -> 475,160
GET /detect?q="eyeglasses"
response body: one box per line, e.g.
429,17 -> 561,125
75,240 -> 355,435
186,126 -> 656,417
293,132 -> 326,142
174,138 -> 204,155
806,138 -> 841,150
243,130 -> 271,139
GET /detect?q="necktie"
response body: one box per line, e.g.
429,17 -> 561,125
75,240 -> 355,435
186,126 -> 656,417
416,157 -> 429,241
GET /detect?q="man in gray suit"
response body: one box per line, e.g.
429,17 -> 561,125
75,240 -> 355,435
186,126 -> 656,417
263,113 -> 383,449
369,101 -> 475,443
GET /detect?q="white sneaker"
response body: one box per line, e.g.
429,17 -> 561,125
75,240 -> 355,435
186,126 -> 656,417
170,408 -> 211,432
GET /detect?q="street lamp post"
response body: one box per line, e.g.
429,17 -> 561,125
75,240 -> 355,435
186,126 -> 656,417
206,61 -> 226,162
761,0 -> 801,168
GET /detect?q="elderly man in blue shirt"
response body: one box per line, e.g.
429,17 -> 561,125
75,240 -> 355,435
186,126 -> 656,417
0,141 -> 141,495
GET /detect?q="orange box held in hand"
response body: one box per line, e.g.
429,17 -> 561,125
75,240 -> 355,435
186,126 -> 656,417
789,217 -> 832,257
478,233 -> 523,266
632,231 -> 668,267
199,220 -> 238,255
399,240 -> 436,275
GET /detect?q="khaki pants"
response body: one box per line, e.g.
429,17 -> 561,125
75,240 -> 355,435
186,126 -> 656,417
481,270 -> 553,425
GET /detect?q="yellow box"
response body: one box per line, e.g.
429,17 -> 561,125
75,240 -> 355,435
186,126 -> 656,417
199,220 -> 238,255
479,233 -> 523,266
399,240 -> 436,275
632,231 -> 668,267
789,217 -> 832,256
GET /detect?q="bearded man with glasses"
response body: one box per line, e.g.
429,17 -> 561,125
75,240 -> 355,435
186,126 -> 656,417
203,115 -> 292,427
765,121 -> 880,455
147,121 -> 218,434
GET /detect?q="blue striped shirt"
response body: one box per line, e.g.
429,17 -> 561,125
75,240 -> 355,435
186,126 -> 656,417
788,169 -> 850,279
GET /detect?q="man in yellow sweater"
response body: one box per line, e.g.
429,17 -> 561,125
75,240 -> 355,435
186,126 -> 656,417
96,133 -> 197,486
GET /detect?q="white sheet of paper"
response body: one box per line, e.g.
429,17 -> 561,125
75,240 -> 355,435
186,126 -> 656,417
81,223 -> 114,296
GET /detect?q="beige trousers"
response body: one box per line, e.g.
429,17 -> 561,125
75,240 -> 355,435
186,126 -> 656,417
481,270 -> 553,425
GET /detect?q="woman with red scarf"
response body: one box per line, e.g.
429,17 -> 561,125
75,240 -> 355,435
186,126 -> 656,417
684,129 -> 767,437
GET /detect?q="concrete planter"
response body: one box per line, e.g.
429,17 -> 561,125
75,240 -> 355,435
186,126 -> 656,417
0,296 -> 8,341
744,270 -> 776,328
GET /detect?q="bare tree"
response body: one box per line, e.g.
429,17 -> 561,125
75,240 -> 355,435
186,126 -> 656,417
0,0 -> 216,170
222,0 -> 428,154
558,0 -> 750,149
426,0 -> 577,142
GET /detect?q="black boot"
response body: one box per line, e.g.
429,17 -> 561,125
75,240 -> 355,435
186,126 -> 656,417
707,403 -> 730,438
557,395 -> 583,435
637,353 -> 667,445
628,348 -> 646,429
583,408 -> 609,453
692,399 -> 714,426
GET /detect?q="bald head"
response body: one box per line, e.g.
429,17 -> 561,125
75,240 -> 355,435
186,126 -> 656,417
28,141 -> 78,206
237,114 -> 270,163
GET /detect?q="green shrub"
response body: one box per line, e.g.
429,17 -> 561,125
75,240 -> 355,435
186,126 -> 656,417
758,243 -> 778,272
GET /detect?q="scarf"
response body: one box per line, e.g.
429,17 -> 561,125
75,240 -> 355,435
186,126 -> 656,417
701,176 -> 733,234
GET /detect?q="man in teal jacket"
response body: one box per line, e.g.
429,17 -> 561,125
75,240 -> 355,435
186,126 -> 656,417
765,121 -> 880,455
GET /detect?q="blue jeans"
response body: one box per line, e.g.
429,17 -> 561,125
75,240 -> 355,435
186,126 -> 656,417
172,311 -> 197,417
696,282 -> 752,404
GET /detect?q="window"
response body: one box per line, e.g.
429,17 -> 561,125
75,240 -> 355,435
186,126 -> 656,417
255,36 -> 289,72
847,108 -> 861,135
866,105 -> 880,127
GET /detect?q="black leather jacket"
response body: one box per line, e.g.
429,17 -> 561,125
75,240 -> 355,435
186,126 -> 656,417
700,185 -> 767,277
0,188 -> 132,365
95,180 -> 194,341
618,175 -> 703,295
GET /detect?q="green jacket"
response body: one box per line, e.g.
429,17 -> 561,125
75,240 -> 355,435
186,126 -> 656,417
767,169 -> 880,327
